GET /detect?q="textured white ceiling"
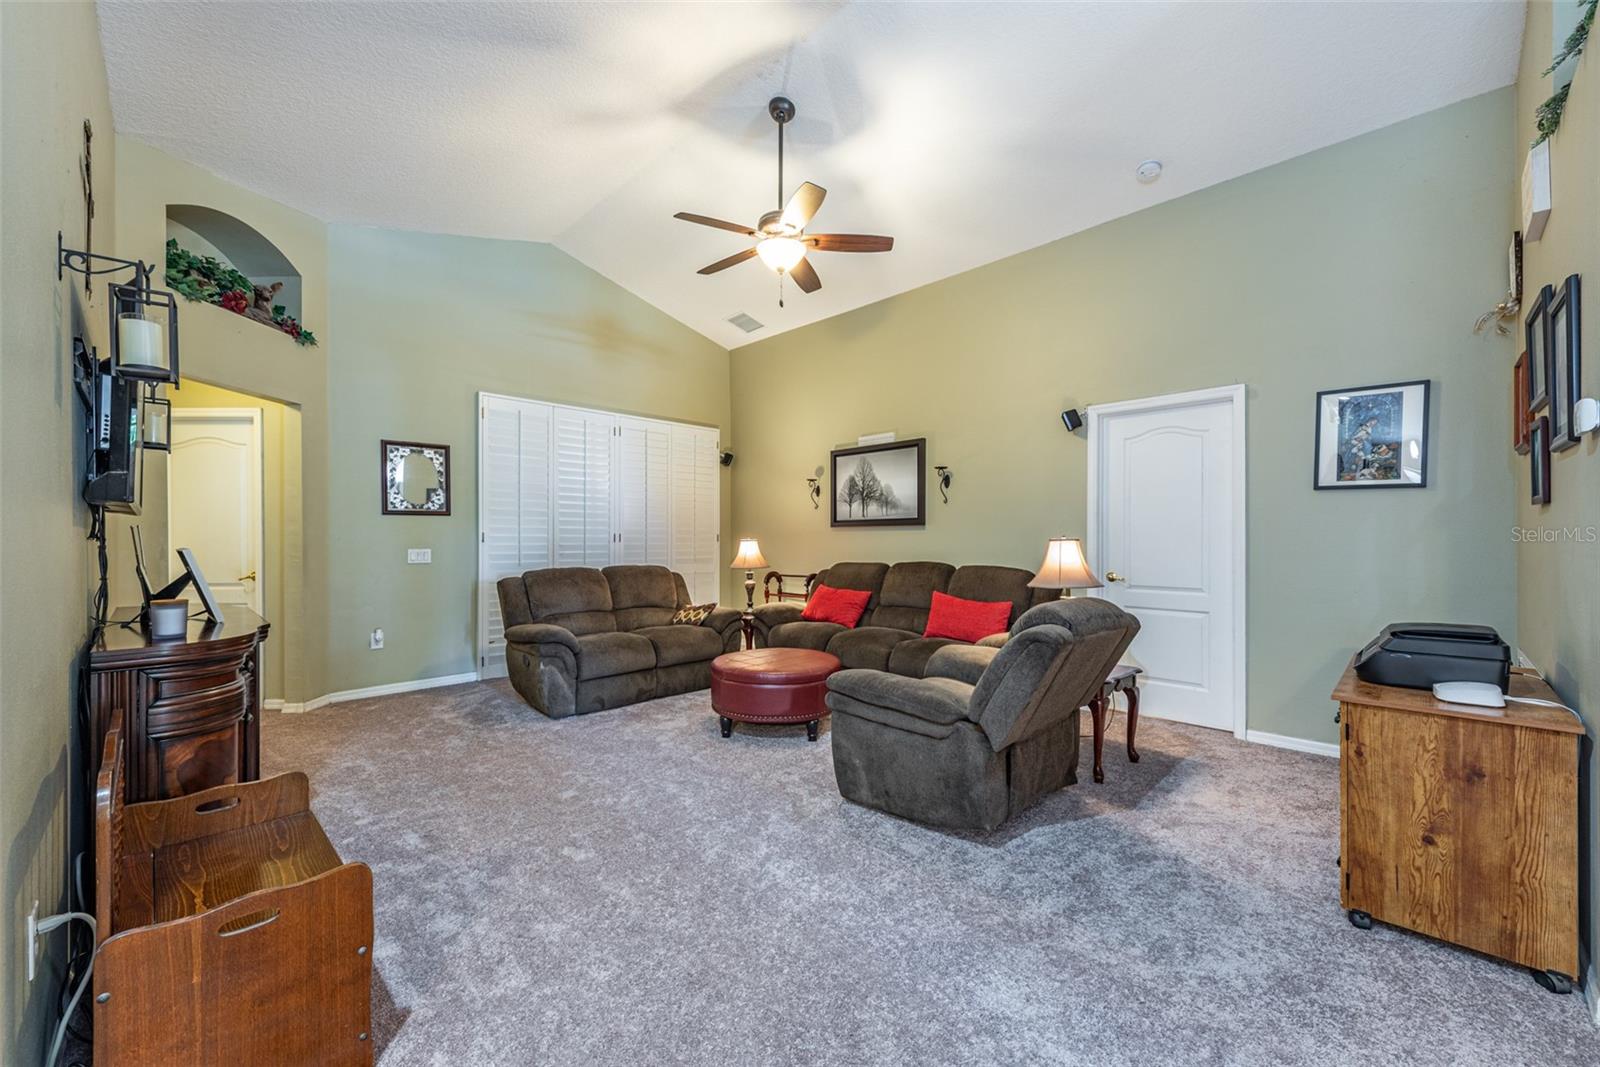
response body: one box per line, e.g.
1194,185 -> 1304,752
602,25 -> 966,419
99,1 -> 1522,349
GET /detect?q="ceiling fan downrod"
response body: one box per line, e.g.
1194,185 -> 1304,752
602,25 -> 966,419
769,96 -> 795,211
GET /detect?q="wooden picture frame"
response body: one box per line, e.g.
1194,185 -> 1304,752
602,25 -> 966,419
1313,380 -> 1430,489
1549,274 -> 1582,451
1530,414 -> 1551,506
381,439 -> 451,516
1526,284 -> 1553,413
1513,352 -> 1532,455
829,437 -> 926,527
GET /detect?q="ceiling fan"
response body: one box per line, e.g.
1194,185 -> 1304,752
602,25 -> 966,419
673,96 -> 893,304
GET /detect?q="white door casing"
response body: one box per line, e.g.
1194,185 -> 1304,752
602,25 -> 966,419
1087,385 -> 1246,736
168,408 -> 264,613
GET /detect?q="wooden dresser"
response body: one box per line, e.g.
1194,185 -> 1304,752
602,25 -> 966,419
1332,663 -> 1582,989
88,606 -> 270,802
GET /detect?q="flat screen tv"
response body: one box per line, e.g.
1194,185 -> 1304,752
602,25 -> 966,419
85,360 -> 142,514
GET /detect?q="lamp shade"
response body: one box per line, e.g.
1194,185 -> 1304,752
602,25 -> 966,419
1027,537 -> 1102,589
730,538 -> 768,570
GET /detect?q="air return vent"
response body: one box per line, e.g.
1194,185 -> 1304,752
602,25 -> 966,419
727,312 -> 765,334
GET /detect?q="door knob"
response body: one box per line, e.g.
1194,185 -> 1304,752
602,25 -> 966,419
237,570 -> 257,582
1104,571 -> 1125,582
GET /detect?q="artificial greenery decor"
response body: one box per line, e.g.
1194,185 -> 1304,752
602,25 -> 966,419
164,238 -> 318,346
1533,0 -> 1597,146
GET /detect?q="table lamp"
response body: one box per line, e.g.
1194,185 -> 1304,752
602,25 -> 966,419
730,538 -> 768,612
1026,536 -> 1102,598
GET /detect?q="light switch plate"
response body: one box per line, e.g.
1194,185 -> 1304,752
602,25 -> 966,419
370,628 -> 384,650
407,548 -> 432,564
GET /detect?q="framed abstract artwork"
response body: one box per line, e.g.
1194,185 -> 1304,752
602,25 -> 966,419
1530,414 -> 1551,506
381,439 -> 451,515
1549,273 -> 1582,451
1313,380 -> 1430,489
830,437 -> 926,527
1526,284 -> 1553,413
1513,351 -> 1531,455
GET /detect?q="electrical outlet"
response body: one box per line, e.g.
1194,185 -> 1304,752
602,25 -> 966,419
406,548 -> 431,564
370,628 -> 384,650
25,900 -> 38,982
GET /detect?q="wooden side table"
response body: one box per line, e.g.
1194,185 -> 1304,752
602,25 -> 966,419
1087,664 -> 1141,783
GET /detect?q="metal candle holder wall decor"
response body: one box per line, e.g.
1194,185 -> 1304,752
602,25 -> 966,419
58,231 -> 181,386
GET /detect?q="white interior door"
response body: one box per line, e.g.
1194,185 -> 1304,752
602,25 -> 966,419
168,408 -> 263,612
479,395 -> 552,678
1089,386 -> 1245,734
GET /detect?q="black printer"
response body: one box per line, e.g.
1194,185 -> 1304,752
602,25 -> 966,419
1354,623 -> 1511,692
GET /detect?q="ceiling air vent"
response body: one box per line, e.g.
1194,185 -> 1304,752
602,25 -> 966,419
727,312 -> 765,334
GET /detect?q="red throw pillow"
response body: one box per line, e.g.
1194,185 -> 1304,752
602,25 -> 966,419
801,584 -> 871,628
923,590 -> 1012,643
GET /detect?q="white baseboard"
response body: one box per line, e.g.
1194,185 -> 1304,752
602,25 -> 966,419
1245,730 -> 1339,758
263,671 -> 480,714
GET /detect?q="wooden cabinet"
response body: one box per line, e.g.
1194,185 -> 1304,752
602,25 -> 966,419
88,606 -> 270,802
1333,664 -> 1581,985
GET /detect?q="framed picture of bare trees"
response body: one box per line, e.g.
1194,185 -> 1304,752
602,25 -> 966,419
830,438 -> 926,527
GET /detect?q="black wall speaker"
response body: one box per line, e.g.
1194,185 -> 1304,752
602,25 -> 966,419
1060,409 -> 1084,432
719,451 -> 735,467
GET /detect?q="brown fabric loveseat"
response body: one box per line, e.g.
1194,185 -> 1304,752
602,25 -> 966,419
496,565 -> 743,717
749,561 -> 1058,677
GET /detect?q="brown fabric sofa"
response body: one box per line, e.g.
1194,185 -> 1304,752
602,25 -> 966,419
496,565 -> 743,717
826,598 -> 1140,831
749,561 -> 1058,675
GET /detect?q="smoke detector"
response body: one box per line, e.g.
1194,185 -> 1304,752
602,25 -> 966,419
1135,160 -> 1163,184
727,312 -> 765,334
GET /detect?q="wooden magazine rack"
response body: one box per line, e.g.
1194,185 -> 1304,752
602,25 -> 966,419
94,727 -> 375,1065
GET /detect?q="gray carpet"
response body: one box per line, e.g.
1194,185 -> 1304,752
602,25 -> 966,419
261,682 -> 1599,1066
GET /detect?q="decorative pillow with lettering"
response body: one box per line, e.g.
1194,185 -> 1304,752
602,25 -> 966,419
671,603 -> 717,626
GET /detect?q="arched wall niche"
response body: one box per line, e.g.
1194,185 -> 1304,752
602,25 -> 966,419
166,203 -> 303,320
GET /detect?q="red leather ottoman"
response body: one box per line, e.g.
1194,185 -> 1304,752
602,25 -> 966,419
710,648 -> 841,742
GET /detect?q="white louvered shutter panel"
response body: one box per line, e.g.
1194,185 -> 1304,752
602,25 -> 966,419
617,419 -> 672,566
669,426 -> 721,604
477,395 -> 553,678
691,428 -> 720,604
554,409 -> 615,568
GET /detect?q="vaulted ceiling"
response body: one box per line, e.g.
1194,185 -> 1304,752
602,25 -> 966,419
99,1 -> 1523,349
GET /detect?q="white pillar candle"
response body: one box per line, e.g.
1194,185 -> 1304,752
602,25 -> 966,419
118,313 -> 167,372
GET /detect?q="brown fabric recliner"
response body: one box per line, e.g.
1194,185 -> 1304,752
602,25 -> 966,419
825,598 -> 1141,832
496,565 -> 743,717
749,561 -> 1057,675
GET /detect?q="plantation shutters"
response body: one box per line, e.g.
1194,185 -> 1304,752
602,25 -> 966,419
478,392 -> 720,678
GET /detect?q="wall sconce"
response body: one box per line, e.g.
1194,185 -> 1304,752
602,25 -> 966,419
806,476 -> 821,509
934,465 -> 951,504
59,232 -> 181,385
143,387 -> 171,452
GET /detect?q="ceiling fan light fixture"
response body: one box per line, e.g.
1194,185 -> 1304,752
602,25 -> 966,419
756,236 -> 806,273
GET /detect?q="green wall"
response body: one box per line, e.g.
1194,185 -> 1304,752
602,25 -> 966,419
1512,1 -> 1600,985
730,88 -> 1519,747
0,3 -> 113,1061
326,227 -> 732,690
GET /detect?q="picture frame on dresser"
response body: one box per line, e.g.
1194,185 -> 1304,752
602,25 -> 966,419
1549,274 -> 1581,451
1530,414 -> 1551,506
1513,351 -> 1532,455
1526,284 -> 1553,413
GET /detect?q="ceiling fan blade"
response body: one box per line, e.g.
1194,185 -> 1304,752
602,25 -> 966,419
697,247 -> 759,275
779,182 -> 827,231
804,234 -> 894,253
674,212 -> 756,236
789,256 -> 821,293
